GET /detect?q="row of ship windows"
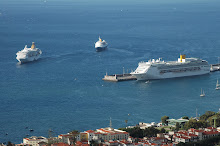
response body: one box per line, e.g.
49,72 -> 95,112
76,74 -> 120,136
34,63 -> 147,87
160,67 -> 201,74
157,64 -> 208,69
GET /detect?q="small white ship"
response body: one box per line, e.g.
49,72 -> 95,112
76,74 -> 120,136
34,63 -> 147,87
95,36 -> 108,52
131,55 -> 210,80
216,79 -> 220,90
16,42 -> 42,63
200,88 -> 205,97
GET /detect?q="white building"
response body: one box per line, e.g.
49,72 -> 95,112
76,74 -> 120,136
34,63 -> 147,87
95,127 -> 129,141
23,136 -> 48,146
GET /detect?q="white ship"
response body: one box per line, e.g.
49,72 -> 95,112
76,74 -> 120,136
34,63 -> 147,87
131,55 -> 210,80
95,36 -> 108,52
216,79 -> 220,90
200,88 -> 205,97
16,42 -> 42,63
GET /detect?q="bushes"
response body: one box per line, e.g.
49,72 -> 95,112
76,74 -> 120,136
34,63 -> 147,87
183,119 -> 209,130
119,127 -> 160,138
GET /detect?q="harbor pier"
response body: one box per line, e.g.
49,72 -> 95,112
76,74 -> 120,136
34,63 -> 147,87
102,73 -> 136,82
210,64 -> 220,72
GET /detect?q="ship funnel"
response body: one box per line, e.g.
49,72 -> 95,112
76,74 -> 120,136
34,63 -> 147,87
99,36 -> 102,42
179,54 -> 186,62
31,42 -> 36,49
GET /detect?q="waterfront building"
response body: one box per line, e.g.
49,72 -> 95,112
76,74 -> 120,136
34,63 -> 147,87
76,127 -> 129,144
138,122 -> 158,129
23,136 -> 48,146
166,118 -> 189,127
96,127 -> 129,141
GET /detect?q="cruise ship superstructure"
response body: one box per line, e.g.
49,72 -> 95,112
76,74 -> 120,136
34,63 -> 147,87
16,42 -> 42,63
131,55 -> 210,80
95,36 -> 108,52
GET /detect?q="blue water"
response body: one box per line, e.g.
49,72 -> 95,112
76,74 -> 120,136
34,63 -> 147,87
1,0 -> 220,143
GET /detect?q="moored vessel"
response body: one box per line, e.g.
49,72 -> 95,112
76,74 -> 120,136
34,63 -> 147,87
16,42 -> 42,63
131,55 -> 210,80
200,88 -> 205,97
95,36 -> 108,52
216,79 -> 220,90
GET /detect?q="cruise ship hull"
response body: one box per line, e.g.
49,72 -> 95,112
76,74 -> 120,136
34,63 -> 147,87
131,55 -> 211,81
95,37 -> 108,52
16,54 -> 41,64
96,46 -> 107,52
132,67 -> 210,80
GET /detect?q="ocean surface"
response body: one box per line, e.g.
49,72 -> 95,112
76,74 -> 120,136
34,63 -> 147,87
0,0 -> 220,143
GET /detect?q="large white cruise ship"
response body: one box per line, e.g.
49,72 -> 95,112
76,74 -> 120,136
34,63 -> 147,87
131,55 -> 210,80
16,42 -> 42,63
95,36 -> 108,52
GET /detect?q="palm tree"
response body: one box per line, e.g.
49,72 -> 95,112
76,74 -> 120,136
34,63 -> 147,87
69,130 -> 79,145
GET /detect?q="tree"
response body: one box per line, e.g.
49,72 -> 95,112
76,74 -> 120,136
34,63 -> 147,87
182,116 -> 189,120
119,127 -> 160,138
199,111 -> 216,121
161,116 -> 169,126
160,128 -> 166,133
184,118 -> 209,130
69,130 -> 79,145
207,113 -> 220,127
176,122 -> 180,131
7,141 -> 13,146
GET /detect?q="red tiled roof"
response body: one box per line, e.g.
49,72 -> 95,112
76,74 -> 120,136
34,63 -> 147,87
188,133 -> 198,137
51,142 -> 69,146
206,127 -> 215,130
194,129 -> 204,133
86,130 -> 95,133
80,132 -> 87,134
76,141 -> 82,144
203,131 -> 219,135
176,136 -> 191,139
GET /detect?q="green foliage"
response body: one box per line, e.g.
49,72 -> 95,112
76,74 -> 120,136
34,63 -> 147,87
161,116 -> 169,125
207,113 -> 220,127
7,141 -> 13,146
176,122 -> 180,131
160,128 -> 166,133
69,130 -> 79,135
184,118 -> 209,130
182,116 -> 189,120
119,127 -> 160,138
68,130 -> 79,144
90,140 -> 100,146
199,111 -> 216,121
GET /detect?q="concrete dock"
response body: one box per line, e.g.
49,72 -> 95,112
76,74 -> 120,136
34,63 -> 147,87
210,64 -> 220,72
102,73 -> 137,82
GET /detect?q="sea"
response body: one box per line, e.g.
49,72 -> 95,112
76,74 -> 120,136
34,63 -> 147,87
0,0 -> 220,144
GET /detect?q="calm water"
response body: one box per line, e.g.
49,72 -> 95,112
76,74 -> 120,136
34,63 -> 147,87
0,0 -> 220,143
